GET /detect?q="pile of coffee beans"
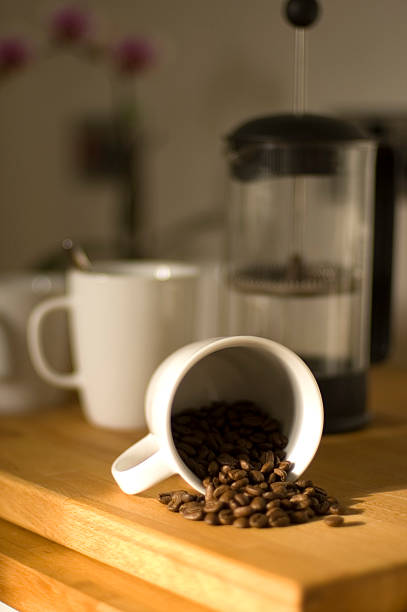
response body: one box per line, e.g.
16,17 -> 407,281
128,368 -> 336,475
157,400 -> 344,528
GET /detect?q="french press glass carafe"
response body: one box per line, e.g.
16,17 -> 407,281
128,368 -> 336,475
225,113 -> 377,433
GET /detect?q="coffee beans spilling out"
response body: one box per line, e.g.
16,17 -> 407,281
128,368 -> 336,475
157,400 -> 344,528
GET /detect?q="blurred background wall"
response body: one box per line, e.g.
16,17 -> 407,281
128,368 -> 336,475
0,0 -> 407,360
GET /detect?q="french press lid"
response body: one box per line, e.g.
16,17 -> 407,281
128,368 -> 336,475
227,113 -> 372,180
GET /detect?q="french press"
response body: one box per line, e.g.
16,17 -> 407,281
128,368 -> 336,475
225,0 -> 378,433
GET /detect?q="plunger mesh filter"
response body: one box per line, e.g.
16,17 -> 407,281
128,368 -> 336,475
231,256 -> 358,297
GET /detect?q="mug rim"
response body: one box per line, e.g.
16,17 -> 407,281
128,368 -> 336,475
68,259 -> 200,282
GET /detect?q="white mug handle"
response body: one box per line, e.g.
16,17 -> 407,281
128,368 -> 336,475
112,433 -> 175,494
27,295 -> 81,389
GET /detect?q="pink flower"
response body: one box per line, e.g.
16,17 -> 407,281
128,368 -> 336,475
0,37 -> 30,72
114,37 -> 156,74
50,6 -> 90,43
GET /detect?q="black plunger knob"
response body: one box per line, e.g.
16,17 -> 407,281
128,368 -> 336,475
284,0 -> 320,28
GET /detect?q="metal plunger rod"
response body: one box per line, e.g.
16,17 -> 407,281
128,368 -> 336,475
285,0 -> 321,113
284,0 -> 321,272
293,28 -> 306,114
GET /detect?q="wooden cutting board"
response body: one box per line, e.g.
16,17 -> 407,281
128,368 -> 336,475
0,365 -> 407,612
0,518 -> 211,612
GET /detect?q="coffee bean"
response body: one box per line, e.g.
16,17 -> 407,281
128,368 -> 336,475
217,453 -> 237,466
296,479 -> 313,489
205,484 -> 215,501
194,464 -> 207,480
278,461 -> 292,472
274,468 -> 287,481
239,456 -> 251,471
229,469 -> 247,481
177,442 -> 196,456
270,481 -> 290,493
267,508 -> 288,521
181,506 -> 204,521
263,491 -> 278,501
280,498 -> 293,510
249,513 -> 268,528
179,501 -> 202,511
158,493 -> 172,504
306,508 -> 315,520
234,493 -> 250,506
219,490 -> 235,503
324,515 -> 344,527
263,419 -> 279,433
231,478 -> 249,490
261,450 -> 275,464
242,414 -> 263,427
274,432 -> 289,448
260,461 -> 274,474
245,485 -> 264,497
218,472 -> 229,484
269,515 -> 291,527
183,492 -> 198,502
208,460 -> 219,475
290,494 -> 311,509
214,485 -> 230,499
218,509 -> 234,525
316,500 -> 330,515
205,512 -> 220,525
185,434 -> 205,445
328,503 -> 343,515
167,494 -> 183,512
250,496 -> 266,512
266,499 -> 281,510
207,450 -> 216,462
233,505 -> 253,518
249,470 -> 265,483
304,487 -> 316,496
179,501 -> 203,514
269,486 -> 289,499
290,510 -> 310,524
233,517 -> 249,528
206,433 -> 219,450
204,500 -> 224,513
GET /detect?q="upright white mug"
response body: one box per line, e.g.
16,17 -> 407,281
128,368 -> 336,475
27,260 -> 199,429
0,272 -> 69,414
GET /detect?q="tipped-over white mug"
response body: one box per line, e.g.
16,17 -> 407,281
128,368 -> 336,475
111,336 -> 324,495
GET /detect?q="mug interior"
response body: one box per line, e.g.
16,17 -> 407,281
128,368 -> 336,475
167,340 -> 323,492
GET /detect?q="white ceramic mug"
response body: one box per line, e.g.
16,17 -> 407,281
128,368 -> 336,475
0,273 -> 69,414
111,336 -> 324,494
27,260 -> 199,429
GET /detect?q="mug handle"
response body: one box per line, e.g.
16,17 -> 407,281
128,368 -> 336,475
27,295 -> 81,389
112,433 -> 175,494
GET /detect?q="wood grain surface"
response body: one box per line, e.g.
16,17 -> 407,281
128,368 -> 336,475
0,518 -> 210,612
0,365 -> 406,612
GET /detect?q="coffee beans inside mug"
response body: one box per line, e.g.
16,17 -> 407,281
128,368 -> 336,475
157,400 -> 344,528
